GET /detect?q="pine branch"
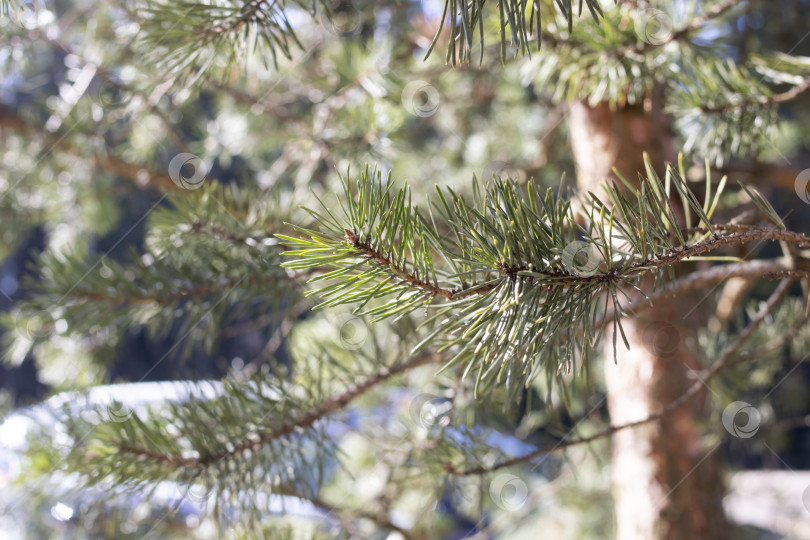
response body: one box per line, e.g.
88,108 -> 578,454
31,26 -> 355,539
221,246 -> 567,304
62,275 -> 292,306
3,182 -> 302,362
18,331 -> 443,529
760,74 -> 810,103
116,352 -> 440,469
4,243 -> 292,361
752,53 -> 810,104
520,6 -> 798,161
282,164 -> 809,396
449,278 -> 795,476
667,53 -> 781,163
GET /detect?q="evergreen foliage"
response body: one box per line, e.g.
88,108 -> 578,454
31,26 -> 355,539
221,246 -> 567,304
3,0 -> 810,537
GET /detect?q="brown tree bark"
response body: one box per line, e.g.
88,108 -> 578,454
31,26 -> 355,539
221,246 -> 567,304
568,100 -> 730,540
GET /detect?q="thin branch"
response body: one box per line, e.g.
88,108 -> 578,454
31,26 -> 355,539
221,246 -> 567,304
700,75 -> 810,113
763,269 -> 810,280
118,352 -> 441,468
0,104 -> 178,192
615,0 -> 743,57
769,75 -> 810,104
36,31 -> 191,155
622,226 -> 810,272
64,274 -> 296,306
450,278 -> 795,476
739,303 -> 808,362
276,487 -> 414,540
215,83 -> 298,121
190,220 -> 278,247
664,0 -> 742,43
202,0 -> 274,37
599,256 -> 807,325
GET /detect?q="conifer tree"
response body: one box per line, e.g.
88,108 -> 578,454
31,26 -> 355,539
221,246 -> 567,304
2,0 -> 810,538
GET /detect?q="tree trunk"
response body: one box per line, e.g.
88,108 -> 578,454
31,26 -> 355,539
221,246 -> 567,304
568,100 -> 730,540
